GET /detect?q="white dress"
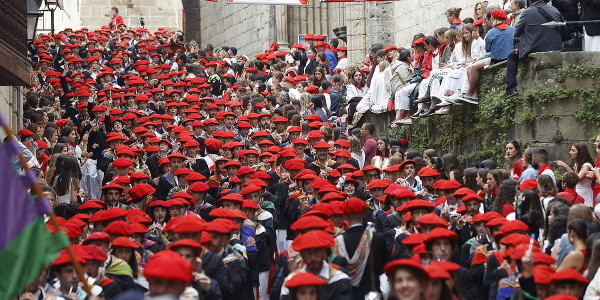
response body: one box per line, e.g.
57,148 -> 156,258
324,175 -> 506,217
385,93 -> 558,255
575,162 -> 594,207
371,155 -> 390,171
351,151 -> 366,170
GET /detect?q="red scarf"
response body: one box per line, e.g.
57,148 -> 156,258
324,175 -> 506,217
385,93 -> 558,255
355,84 -> 363,90
538,163 -> 552,175
451,19 -> 462,26
496,23 -> 510,30
323,90 -> 329,94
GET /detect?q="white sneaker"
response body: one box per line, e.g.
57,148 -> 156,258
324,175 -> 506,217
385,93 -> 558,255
433,108 -> 451,115
444,92 -> 460,101
437,99 -> 453,107
398,118 -> 413,125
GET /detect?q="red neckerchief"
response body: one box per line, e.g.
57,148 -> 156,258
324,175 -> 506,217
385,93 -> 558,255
431,49 -> 439,57
538,163 -> 552,175
451,19 -> 462,26
323,90 -> 329,94
494,250 -> 504,264
496,23 -> 510,30
338,55 -> 347,62
438,42 -> 447,54
332,84 -> 339,89
355,84 -> 363,90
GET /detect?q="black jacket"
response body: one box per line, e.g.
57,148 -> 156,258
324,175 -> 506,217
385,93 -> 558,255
515,1 -> 567,58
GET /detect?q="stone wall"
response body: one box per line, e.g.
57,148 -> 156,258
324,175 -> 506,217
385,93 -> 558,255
197,2 -> 275,56
360,52 -> 600,165
80,0 -> 183,33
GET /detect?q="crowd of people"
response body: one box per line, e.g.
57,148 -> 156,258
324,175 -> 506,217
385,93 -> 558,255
12,1 -> 600,300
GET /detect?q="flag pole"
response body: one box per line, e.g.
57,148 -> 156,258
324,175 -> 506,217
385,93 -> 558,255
2,125 -> 93,296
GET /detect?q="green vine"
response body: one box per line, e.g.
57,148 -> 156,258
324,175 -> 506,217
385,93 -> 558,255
382,64 -> 600,165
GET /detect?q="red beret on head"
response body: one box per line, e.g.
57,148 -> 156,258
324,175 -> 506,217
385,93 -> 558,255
424,228 -> 458,244
144,250 -> 193,284
171,215 -> 208,233
366,179 -> 392,190
85,244 -> 108,261
168,152 -> 187,161
188,181 -> 209,192
291,215 -> 330,232
417,213 -> 450,227
473,19 -> 484,26
285,272 -> 326,288
313,141 -> 331,149
242,199 -> 260,210
491,9 -> 508,20
79,201 -> 104,211
240,185 -> 261,195
424,264 -> 451,279
405,199 -> 435,211
544,296 -> 578,300
551,268 -> 589,285
127,184 -> 155,200
111,236 -> 139,248
104,220 -> 134,237
500,220 -> 529,234
205,138 -> 222,151
292,230 -> 335,251
402,233 -> 426,245
167,238 -> 203,256
417,167 -> 440,178
17,129 -> 34,138
383,258 -> 429,279
519,178 -> 538,191
462,193 -> 483,203
533,251 -> 556,265
82,232 -> 111,245
285,158 -> 306,170
343,197 -> 369,214
112,158 -> 134,168
532,265 -> 555,285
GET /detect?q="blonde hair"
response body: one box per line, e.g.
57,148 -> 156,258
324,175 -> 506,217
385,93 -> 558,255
473,2 -> 488,19
348,136 -> 362,155
445,29 -> 460,46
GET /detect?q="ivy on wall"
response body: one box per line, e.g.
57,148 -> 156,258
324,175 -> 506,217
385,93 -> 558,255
384,65 -> 600,166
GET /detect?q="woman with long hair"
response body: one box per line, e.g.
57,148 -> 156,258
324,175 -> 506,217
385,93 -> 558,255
346,68 -> 369,122
505,140 -> 523,180
442,153 -> 463,183
556,142 -> 595,207
537,174 -> 557,211
356,49 -> 391,114
513,189 -> 544,238
473,1 -> 487,20
43,127 -> 59,149
348,136 -> 365,169
60,126 -> 82,159
372,137 -> 390,170
53,155 -> 82,205
484,169 -> 508,211
463,167 -> 480,193
519,148 -> 538,183
391,49 -> 415,125
557,219 -> 588,272
491,179 -> 517,217
385,259 -> 429,300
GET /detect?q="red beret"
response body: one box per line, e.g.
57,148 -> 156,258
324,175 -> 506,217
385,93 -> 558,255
168,152 -> 187,161
104,220 -> 134,237
17,129 -> 34,138
205,138 -> 222,151
147,200 -> 170,208
167,238 -> 203,256
439,180 -> 461,190
405,199 -> 435,211
52,246 -> 88,267
292,138 -> 310,145
292,230 -> 335,251
366,179 -> 392,190
127,184 -> 155,200
462,193 -> 483,203
402,233 -> 426,245
242,199 -> 260,210
500,220 -> 529,234
144,250 -> 193,284
417,167 -> 440,178
82,232 -> 111,245
313,141 -> 331,149
384,45 -> 398,52
392,188 -> 417,199
112,158 -> 134,168
383,258 -> 429,279
170,215 -> 207,233
491,9 -> 508,20
424,228 -> 458,244
473,19 -> 484,26
111,237 -> 139,248
519,178 -> 538,191
544,296 -> 578,300
85,244 -> 108,261
533,265 -> 555,285
533,251 -> 556,265
239,185 -> 261,195
551,268 -> 589,285
285,272 -> 326,288
343,197 -> 369,214
291,215 -> 329,232
486,217 -> 509,228
188,182 -> 209,192
285,158 -> 306,170
79,201 -> 104,211
417,213 -> 449,227
424,264 -> 451,279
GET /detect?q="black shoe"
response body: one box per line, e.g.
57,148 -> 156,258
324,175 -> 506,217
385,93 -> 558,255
414,97 -> 430,104
411,110 -> 425,119
500,88 -> 518,99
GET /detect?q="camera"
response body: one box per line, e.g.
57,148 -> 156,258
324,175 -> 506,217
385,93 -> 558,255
139,17 -> 145,28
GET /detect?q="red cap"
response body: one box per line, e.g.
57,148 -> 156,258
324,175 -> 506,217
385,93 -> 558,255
551,268 -> 589,285
291,215 -> 330,232
127,184 -> 155,200
143,250 -> 193,284
111,237 -> 139,248
167,239 -> 203,256
491,9 -> 508,20
343,197 -> 369,214
285,272 -> 326,288
424,228 -> 458,244
519,178 -> 538,191
292,230 -> 335,251
104,220 -> 134,237
383,258 -> 429,279
417,167 -> 440,178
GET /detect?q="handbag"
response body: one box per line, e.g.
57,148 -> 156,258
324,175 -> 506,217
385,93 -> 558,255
387,98 -> 395,111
